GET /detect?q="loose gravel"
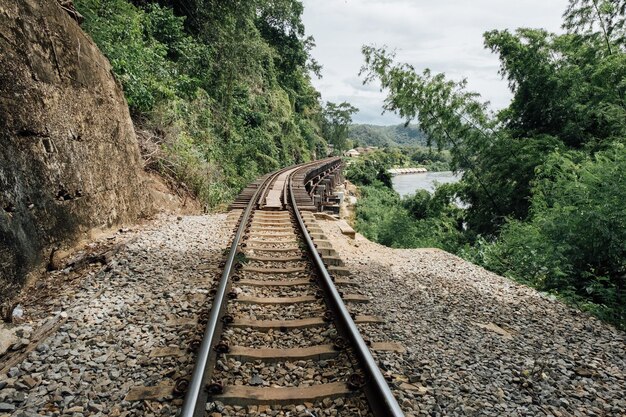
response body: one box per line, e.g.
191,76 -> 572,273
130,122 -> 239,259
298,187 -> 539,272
239,271 -> 311,281
317,217 -> 626,417
231,302 -> 326,321
213,354 -> 354,387
5,208 -> 622,417
222,327 -> 337,349
245,261 -> 306,270
0,214 -> 231,417
208,395 -> 372,417
236,284 -> 317,298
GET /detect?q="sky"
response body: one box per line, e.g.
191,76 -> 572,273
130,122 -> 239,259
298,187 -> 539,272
302,0 -> 570,125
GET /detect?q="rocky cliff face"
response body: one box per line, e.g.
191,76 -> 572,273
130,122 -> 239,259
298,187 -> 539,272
0,0 -> 154,297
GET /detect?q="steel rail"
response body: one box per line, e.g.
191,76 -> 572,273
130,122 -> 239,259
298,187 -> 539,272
288,164 -> 405,417
181,157 -> 399,416
179,167 -> 287,417
257,173 -> 275,209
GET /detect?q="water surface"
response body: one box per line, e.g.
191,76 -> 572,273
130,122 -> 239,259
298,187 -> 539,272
392,171 -> 462,197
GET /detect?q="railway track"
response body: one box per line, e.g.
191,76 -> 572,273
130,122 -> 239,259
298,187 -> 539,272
180,158 -> 404,417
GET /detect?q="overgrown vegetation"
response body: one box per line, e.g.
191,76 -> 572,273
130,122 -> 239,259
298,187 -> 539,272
353,0 -> 626,328
76,0 -> 333,208
347,152 -> 464,251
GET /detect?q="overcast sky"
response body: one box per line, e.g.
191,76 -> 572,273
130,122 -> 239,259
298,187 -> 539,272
302,0 -> 570,125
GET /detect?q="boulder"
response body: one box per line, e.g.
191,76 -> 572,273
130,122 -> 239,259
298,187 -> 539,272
0,0 -> 154,298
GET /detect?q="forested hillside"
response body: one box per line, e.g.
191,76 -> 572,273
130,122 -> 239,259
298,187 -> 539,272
75,0 -> 329,208
348,124 -> 428,148
351,0 -> 626,327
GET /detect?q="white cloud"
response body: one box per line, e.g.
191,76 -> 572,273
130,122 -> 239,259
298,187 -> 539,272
302,0 -> 570,125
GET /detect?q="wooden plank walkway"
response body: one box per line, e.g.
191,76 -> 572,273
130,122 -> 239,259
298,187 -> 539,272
262,168 -> 298,209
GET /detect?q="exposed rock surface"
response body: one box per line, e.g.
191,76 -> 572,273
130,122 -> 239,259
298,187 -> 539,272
0,0 -> 154,297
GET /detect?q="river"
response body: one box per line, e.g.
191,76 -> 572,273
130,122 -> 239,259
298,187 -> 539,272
391,171 -> 463,197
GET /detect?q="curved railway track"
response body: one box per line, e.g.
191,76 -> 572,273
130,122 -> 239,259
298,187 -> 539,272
181,158 -> 404,417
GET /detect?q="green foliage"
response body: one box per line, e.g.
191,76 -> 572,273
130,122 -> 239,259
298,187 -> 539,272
77,0 -> 209,112
345,149 -> 418,187
347,150 -> 464,251
458,134 -> 565,235
354,184 -> 465,252
76,0 -> 330,209
360,46 -> 495,161
360,16 -> 626,236
532,146 -> 626,295
322,102 -> 359,152
360,45 -> 513,236
144,94 -> 240,207
563,0 -> 626,48
405,147 -> 450,171
484,28 -> 626,148
346,160 -> 391,188
345,147 -> 450,195
465,145 -> 626,327
356,0 -> 626,327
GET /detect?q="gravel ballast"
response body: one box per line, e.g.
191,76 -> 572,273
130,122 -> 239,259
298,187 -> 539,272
3,210 -> 625,417
0,214 -> 231,417
317,218 -> 626,417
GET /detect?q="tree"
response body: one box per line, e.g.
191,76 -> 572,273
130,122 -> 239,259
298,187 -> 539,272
76,0 -> 329,208
322,101 -> 358,152
356,0 -> 626,327
360,45 -> 511,234
563,0 -> 626,52
484,28 -> 626,149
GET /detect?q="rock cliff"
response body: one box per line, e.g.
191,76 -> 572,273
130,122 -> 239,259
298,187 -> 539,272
0,0 -> 154,297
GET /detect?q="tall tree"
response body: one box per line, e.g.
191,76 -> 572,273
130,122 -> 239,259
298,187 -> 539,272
484,28 -> 626,149
360,46 -> 513,233
563,0 -> 626,52
322,101 -> 358,152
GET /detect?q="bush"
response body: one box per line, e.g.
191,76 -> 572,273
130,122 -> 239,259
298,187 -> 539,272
77,0 -> 209,113
345,156 -> 392,188
354,184 -> 465,252
465,145 -> 626,327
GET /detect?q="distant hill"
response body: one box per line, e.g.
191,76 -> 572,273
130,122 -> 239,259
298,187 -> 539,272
348,124 -> 429,148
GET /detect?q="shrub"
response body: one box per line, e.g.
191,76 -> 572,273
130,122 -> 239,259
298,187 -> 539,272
354,184 -> 465,252
466,145 -> 626,327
